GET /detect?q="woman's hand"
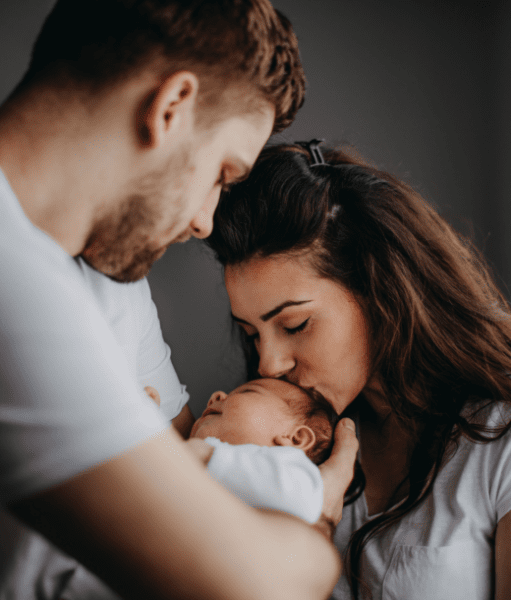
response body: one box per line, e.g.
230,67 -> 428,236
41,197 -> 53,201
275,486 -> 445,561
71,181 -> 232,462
315,418 -> 358,540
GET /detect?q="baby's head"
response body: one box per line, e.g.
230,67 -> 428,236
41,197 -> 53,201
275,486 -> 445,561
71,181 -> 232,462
190,378 -> 336,465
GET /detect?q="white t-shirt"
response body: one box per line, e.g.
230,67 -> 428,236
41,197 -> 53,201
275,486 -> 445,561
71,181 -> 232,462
0,167 -> 169,501
74,258 -> 189,422
331,402 -> 511,600
0,168 -> 192,597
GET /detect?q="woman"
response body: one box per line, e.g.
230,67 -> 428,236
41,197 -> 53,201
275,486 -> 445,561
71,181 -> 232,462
206,141 -> 511,599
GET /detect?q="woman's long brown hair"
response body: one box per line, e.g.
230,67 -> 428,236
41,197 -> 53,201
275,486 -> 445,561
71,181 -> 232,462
206,143 -> 511,597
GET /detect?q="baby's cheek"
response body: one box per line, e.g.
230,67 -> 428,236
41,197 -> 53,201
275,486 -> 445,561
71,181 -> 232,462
252,416 -> 270,432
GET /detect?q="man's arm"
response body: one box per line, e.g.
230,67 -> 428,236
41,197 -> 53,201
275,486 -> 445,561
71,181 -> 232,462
9,424 -> 355,600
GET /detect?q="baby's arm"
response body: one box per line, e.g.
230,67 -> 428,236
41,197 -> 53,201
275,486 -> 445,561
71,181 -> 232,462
201,438 -> 323,524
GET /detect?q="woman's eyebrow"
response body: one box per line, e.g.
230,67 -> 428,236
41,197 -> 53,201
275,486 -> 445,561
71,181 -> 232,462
231,300 -> 312,325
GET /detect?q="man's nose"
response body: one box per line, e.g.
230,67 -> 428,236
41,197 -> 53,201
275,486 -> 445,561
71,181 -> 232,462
190,189 -> 221,239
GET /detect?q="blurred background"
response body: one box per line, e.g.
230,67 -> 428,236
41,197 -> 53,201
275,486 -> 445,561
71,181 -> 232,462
0,0 -> 510,421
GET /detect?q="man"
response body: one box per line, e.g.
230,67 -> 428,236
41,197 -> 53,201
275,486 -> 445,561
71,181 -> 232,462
0,2 -> 359,599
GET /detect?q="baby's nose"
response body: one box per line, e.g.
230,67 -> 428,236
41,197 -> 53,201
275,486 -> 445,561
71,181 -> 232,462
207,390 -> 227,407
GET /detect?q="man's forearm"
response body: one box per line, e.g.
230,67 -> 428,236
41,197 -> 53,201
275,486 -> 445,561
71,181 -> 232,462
313,514 -> 337,542
10,427 -> 340,600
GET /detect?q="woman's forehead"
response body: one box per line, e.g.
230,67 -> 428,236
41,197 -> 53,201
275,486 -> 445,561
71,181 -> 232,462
225,254 -> 317,294
224,253 -> 351,319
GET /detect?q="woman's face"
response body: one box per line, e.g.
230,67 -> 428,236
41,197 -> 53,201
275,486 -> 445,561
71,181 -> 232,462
225,253 -> 373,414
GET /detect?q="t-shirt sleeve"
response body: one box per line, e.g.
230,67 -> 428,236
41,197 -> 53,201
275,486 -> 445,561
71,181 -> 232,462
0,256 -> 168,505
485,405 -> 511,521
134,279 -> 190,421
204,438 -> 323,523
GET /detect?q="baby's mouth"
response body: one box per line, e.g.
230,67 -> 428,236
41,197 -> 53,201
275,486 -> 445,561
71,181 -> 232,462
201,407 -> 222,418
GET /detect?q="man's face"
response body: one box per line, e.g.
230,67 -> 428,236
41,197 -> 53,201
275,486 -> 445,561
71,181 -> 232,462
80,106 -> 274,282
190,378 -> 303,446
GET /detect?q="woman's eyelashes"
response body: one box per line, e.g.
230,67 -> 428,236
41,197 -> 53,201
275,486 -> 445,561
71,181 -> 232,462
241,318 -> 310,341
284,318 -> 310,335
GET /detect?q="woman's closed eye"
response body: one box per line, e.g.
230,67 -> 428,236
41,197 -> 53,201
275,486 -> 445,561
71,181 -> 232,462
284,318 -> 309,335
241,318 -> 310,341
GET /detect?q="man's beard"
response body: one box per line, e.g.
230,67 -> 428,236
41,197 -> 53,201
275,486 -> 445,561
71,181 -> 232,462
80,147 -> 193,282
80,194 -> 171,282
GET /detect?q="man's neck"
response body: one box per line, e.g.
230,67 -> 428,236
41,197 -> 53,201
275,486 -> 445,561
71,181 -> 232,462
0,83 -> 132,256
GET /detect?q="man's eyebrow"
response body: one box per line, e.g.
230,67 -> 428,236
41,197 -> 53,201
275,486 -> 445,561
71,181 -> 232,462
231,300 -> 312,325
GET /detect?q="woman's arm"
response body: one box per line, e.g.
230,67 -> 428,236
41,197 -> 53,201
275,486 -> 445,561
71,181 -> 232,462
495,509 -> 511,600
9,424 -> 357,600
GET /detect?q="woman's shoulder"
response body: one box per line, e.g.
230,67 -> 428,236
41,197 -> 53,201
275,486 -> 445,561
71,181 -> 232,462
461,399 -> 511,430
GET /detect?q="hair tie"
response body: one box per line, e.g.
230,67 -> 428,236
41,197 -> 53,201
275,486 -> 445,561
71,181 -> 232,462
296,138 -> 326,167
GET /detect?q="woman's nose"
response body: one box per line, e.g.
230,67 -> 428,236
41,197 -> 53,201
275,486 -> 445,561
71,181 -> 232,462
207,390 -> 227,407
257,343 -> 295,379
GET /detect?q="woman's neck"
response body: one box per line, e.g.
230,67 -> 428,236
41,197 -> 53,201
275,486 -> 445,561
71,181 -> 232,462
356,384 -> 418,515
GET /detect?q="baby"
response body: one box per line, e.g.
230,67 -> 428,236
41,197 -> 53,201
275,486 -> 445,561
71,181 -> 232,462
150,377 -> 335,523
190,378 -> 335,461
185,377 -> 337,525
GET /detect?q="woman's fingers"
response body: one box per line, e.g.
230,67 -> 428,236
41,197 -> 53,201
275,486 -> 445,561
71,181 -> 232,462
318,418 -> 359,526
331,418 -> 358,467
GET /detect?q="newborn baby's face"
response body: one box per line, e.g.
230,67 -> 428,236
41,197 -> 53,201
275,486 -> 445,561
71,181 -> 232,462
190,378 -> 301,446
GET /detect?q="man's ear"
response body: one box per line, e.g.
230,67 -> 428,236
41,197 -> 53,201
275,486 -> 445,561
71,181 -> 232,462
136,71 -> 199,148
274,426 -> 316,452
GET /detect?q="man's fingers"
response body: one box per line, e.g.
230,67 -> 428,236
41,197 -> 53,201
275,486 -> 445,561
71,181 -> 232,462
144,385 -> 161,407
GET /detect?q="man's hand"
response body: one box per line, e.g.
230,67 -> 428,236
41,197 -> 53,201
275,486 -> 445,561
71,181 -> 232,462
144,385 -> 161,406
316,418 -> 358,540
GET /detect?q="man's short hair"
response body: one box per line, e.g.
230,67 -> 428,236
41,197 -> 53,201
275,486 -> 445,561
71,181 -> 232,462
21,0 -> 305,132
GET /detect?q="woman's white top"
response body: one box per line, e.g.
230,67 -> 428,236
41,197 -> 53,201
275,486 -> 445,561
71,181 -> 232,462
332,402 -> 511,600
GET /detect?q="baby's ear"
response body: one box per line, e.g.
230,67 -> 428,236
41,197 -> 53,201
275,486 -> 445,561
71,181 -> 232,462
274,426 -> 316,452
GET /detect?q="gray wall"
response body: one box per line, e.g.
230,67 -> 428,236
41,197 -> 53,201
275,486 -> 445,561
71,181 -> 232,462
0,0 -> 509,421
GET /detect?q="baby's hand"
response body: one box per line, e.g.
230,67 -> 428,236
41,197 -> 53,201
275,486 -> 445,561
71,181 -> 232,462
184,438 -> 215,466
144,385 -> 161,407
